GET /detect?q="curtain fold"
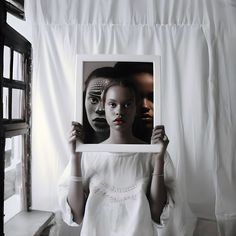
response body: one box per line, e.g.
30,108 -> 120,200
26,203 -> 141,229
25,0 -> 236,235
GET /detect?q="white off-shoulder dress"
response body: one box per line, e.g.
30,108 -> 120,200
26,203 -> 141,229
58,152 -> 175,236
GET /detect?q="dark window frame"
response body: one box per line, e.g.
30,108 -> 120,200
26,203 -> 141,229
0,0 -> 31,234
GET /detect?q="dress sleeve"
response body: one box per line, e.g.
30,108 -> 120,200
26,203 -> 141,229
57,161 -> 83,227
152,151 -> 176,229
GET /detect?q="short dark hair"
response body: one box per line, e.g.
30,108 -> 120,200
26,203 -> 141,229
114,62 -> 153,78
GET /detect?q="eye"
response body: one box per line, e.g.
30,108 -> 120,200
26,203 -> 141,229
108,102 -> 116,108
89,97 -> 99,104
124,102 -> 132,108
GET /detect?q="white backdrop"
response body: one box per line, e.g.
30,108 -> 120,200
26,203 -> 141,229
25,0 -> 236,235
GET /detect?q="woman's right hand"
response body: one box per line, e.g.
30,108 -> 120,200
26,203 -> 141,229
69,121 -> 84,155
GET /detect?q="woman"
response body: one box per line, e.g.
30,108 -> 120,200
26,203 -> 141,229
58,79 -> 175,236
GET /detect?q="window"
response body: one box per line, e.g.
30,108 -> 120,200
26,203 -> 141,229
4,135 -> 24,222
2,45 -> 27,123
0,0 -> 31,233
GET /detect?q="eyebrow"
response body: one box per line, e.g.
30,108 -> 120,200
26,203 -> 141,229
88,91 -> 102,96
107,99 -> 116,102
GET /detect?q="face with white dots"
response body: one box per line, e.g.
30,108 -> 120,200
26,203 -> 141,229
85,77 -> 112,133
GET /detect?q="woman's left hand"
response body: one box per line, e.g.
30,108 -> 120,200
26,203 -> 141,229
151,125 -> 169,156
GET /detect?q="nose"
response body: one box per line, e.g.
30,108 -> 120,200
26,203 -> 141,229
115,105 -> 123,116
95,101 -> 105,115
141,98 -> 150,112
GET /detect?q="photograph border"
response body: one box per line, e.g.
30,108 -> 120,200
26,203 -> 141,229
75,54 -> 161,152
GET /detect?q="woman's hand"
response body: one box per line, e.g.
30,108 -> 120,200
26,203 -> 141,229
151,125 -> 169,156
69,121 -> 84,155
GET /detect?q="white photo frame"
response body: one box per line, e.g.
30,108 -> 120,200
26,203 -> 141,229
75,54 -> 161,152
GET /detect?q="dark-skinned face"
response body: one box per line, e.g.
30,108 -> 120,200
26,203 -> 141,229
132,73 -> 153,130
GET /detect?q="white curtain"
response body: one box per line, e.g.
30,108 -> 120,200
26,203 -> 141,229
25,0 -> 236,235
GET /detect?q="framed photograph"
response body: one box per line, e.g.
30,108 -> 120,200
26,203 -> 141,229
75,54 -> 161,152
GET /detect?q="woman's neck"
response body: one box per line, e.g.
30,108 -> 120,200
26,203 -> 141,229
107,128 -> 135,144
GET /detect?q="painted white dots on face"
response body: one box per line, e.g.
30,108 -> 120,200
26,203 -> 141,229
85,77 -> 112,132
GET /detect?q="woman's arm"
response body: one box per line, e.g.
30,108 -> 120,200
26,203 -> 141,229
67,122 -> 86,224
149,153 -> 167,224
148,125 -> 169,224
67,152 -> 85,224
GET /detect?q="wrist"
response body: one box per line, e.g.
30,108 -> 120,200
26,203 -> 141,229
153,156 -> 165,174
71,152 -> 82,162
153,152 -> 165,163
70,153 -> 82,171
71,154 -> 82,176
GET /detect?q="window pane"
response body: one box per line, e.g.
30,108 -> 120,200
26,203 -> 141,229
3,46 -> 11,79
12,89 -> 25,119
3,87 -> 9,119
4,135 -> 23,223
13,51 -> 24,81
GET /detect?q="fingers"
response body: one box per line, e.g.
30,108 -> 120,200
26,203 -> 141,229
152,130 -> 165,139
69,130 -> 84,142
152,125 -> 165,133
69,121 -> 84,143
151,125 -> 169,147
151,135 -> 169,144
151,125 -> 165,140
72,121 -> 83,129
72,121 -> 79,126
163,134 -> 169,142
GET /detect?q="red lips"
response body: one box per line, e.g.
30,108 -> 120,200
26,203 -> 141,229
113,117 -> 125,125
